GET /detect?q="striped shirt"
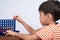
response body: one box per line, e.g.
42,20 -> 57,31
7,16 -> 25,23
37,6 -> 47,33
35,24 -> 60,40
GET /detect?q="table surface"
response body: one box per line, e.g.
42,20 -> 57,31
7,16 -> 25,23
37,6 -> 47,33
0,36 -> 21,40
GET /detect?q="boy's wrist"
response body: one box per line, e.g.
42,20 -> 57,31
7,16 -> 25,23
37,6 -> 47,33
14,32 -> 18,36
14,32 -> 20,37
20,20 -> 25,24
17,19 -> 24,23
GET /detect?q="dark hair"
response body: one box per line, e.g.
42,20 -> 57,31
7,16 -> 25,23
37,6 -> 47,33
39,0 -> 60,22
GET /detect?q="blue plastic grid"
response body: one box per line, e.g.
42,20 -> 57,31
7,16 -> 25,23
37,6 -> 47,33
0,19 -> 16,33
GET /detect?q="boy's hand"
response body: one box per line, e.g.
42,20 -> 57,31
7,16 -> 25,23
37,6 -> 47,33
13,15 -> 23,23
5,30 -> 16,36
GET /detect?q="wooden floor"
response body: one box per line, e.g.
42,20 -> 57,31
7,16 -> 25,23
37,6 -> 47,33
0,36 -> 22,40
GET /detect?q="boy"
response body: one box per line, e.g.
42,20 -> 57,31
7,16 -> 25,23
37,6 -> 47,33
5,0 -> 60,40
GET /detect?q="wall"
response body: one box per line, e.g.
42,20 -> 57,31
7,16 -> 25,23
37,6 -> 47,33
0,0 -> 60,34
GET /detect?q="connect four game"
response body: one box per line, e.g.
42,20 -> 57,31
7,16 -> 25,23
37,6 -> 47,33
0,19 -> 19,36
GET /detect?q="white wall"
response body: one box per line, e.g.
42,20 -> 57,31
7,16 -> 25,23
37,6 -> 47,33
0,0 -> 60,34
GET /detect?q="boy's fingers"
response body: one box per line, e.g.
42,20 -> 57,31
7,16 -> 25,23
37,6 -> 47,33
5,33 -> 14,36
5,33 -> 8,36
15,16 -> 18,17
13,16 -> 18,20
4,30 -> 9,34
5,32 -> 10,36
4,31 -> 7,34
13,17 -> 16,19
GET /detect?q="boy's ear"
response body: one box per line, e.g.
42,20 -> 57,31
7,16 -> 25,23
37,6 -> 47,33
46,13 -> 52,20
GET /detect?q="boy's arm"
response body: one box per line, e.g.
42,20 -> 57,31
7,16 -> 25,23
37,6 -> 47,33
15,33 -> 39,40
13,15 -> 36,34
6,30 -> 41,40
20,20 -> 36,34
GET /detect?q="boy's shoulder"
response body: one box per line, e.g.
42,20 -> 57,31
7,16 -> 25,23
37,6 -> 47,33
53,24 -> 60,28
37,24 -> 60,32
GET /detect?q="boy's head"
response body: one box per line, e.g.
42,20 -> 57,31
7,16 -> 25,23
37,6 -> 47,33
39,1 -> 60,26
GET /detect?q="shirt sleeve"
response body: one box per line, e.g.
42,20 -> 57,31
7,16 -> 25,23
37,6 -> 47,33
35,26 -> 53,40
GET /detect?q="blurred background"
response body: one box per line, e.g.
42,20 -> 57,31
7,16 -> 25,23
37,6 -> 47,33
0,0 -> 60,34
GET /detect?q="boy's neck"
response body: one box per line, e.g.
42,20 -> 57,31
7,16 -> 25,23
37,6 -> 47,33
47,21 -> 56,26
